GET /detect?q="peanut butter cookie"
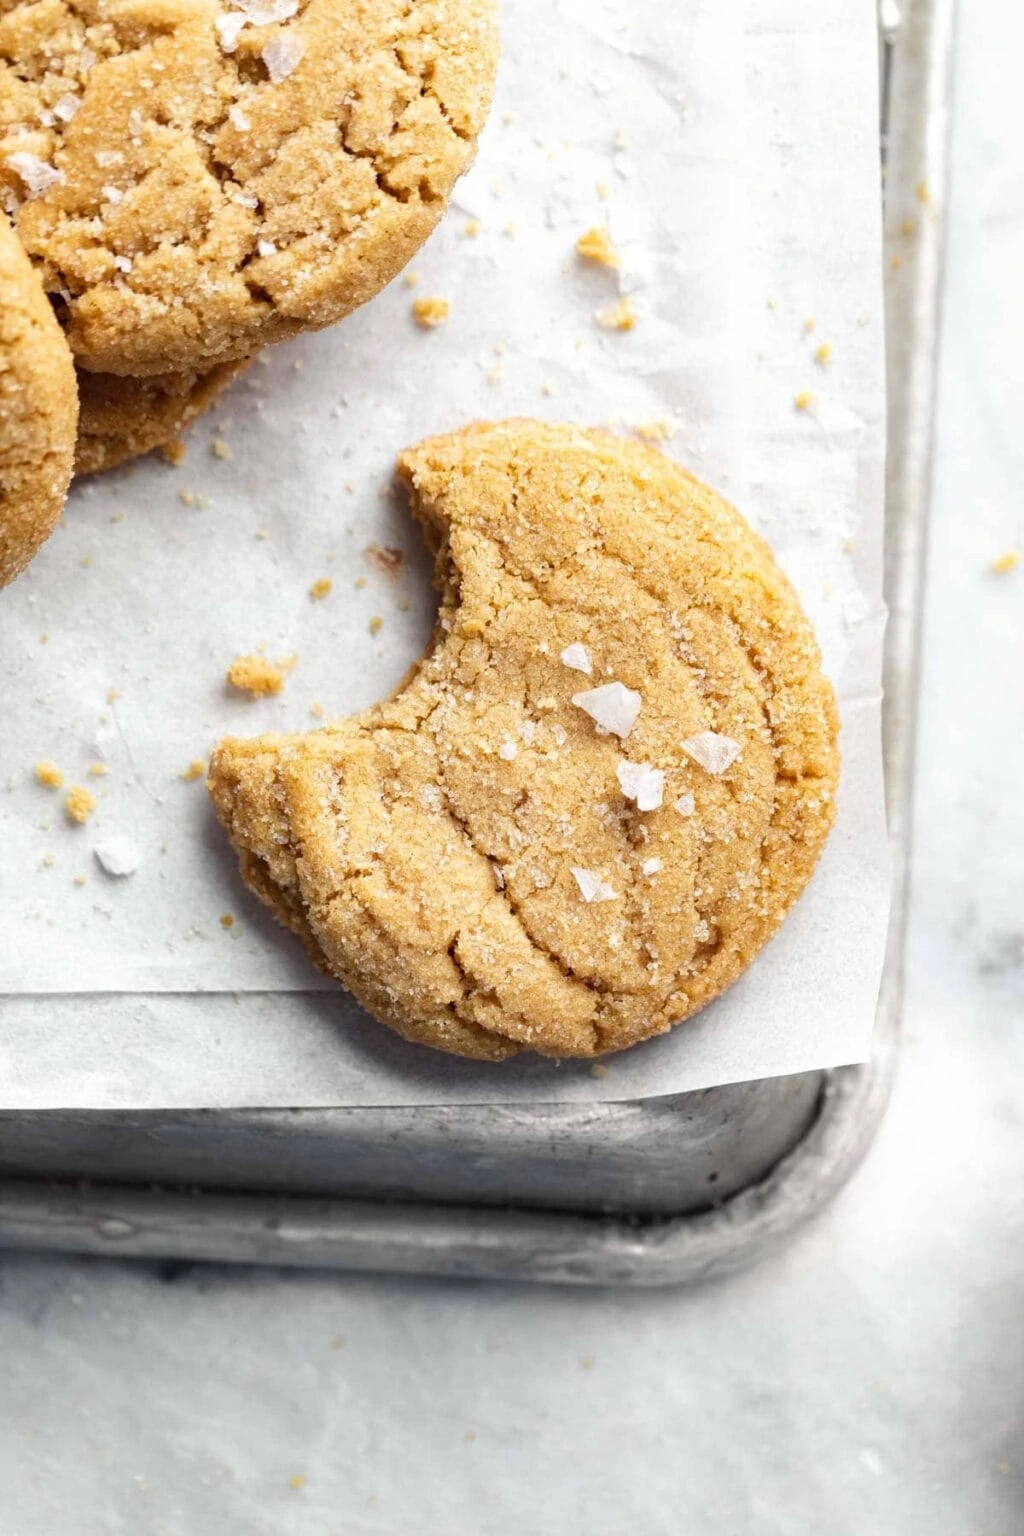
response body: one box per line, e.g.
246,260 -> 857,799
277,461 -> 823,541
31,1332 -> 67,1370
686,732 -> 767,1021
0,210 -> 76,587
209,420 -> 840,1062
74,359 -> 249,476
1,0 -> 498,376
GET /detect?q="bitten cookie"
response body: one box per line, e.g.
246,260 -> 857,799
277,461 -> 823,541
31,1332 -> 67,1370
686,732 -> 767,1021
74,360 -> 249,476
209,420 -> 841,1062
0,0 -> 498,376
0,211 -> 77,587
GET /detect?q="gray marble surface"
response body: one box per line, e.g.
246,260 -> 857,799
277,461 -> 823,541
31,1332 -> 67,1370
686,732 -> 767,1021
1,2 -> 1022,1532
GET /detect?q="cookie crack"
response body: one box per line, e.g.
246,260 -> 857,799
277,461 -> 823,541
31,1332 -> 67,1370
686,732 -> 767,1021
436,767 -> 613,1005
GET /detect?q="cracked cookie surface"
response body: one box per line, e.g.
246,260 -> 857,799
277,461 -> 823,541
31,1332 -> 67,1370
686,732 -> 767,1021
1,0 -> 497,375
74,358 -> 249,474
209,420 -> 841,1062
0,209 -> 77,587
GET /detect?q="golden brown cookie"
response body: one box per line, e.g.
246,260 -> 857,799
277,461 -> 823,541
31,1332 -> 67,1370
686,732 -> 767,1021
1,0 -> 498,376
74,359 -> 250,476
209,420 -> 840,1062
0,211 -> 77,588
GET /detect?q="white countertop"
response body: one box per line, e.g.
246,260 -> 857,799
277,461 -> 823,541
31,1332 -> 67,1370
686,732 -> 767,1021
0,3 -> 1021,1532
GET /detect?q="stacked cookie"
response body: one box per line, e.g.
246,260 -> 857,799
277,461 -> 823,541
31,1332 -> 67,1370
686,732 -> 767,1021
0,0 -> 499,583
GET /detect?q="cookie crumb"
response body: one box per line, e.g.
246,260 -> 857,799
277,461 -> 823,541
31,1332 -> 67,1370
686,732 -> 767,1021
595,297 -> 636,331
287,1475 -> 306,1492
87,762 -> 109,777
633,420 -> 673,444
107,688 -> 122,705
309,578 -> 332,600
793,390 -> 816,412
73,873 -> 88,887
463,217 -> 481,237
35,760 -> 64,790
916,179 -> 932,206
571,867 -> 619,904
365,544 -> 404,577
226,655 -> 293,697
354,575 -> 367,590
310,702 -> 325,719
803,318 -> 816,334
576,225 -> 620,268
992,550 -> 1020,574
220,913 -> 234,929
180,759 -> 206,781
368,616 -> 384,636
65,786 -> 97,824
404,271 -> 421,288
590,1063 -> 609,1079
211,437 -> 232,460
413,296 -> 450,329
814,342 -> 833,366
161,439 -> 187,466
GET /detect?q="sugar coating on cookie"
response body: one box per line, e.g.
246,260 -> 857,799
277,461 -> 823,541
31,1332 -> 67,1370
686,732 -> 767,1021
0,0 -> 498,375
209,420 -> 840,1062
74,360 -> 250,476
0,211 -> 77,587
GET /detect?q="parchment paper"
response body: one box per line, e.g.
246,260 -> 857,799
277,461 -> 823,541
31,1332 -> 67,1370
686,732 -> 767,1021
0,0 -> 889,1107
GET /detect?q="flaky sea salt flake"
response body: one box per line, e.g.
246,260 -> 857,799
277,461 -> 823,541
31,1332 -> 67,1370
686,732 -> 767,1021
236,0 -> 298,19
674,792 -> 696,817
216,11 -> 249,49
572,681 -> 641,739
228,103 -> 252,131
641,857 -> 663,877
498,740 -> 518,761
680,732 -> 741,776
560,642 -> 592,675
262,32 -> 305,82
5,152 -> 64,198
616,760 -> 664,812
571,867 -> 619,904
54,95 -> 81,123
94,838 -> 141,878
